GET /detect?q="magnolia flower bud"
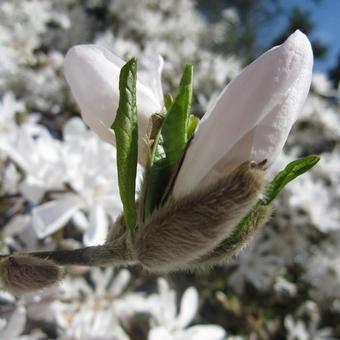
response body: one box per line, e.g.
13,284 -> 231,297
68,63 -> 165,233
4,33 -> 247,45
0,255 -> 63,293
173,30 -> 313,197
64,45 -> 164,164
135,161 -> 265,272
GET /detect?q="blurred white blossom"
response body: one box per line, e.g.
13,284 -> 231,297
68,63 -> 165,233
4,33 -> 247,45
1,0 -> 340,338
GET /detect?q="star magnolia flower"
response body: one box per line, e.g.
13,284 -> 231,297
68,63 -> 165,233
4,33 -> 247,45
64,45 -> 164,165
173,30 -> 313,197
32,118 -> 124,246
147,279 -> 226,340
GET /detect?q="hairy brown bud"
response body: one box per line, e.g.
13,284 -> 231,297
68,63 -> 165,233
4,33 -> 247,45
135,161 -> 266,272
0,255 -> 63,293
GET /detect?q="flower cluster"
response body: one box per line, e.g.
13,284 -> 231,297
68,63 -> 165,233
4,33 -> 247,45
0,0 -> 340,339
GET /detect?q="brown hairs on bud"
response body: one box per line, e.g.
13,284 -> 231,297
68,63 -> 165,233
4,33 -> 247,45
0,255 -> 63,294
135,161 -> 266,272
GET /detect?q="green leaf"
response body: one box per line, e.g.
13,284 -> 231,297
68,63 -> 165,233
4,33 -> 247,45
187,114 -> 200,140
262,155 -> 320,205
164,94 -> 173,111
144,64 -> 194,220
112,58 -> 138,233
221,155 -> 320,246
220,202 -> 261,246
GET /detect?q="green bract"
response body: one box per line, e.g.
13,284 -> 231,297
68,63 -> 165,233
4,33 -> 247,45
111,58 -> 138,233
221,155 -> 320,247
143,64 -> 195,221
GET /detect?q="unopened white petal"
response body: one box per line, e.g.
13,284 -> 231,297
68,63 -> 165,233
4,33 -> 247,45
64,45 -> 121,128
138,54 -> 164,109
173,30 -> 313,197
249,42 -> 313,163
205,36 -> 313,183
64,45 -> 164,164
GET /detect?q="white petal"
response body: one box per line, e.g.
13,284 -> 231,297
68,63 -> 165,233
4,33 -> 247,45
63,117 -> 88,141
32,195 -> 82,238
173,30 -> 313,197
64,45 -> 164,164
249,50 -> 312,163
83,204 -> 108,246
176,287 -> 199,328
19,177 -> 46,204
182,325 -> 226,340
110,269 -> 131,296
71,210 -> 89,230
0,130 -> 32,172
148,327 -> 173,340
205,62 -> 312,182
0,306 -> 26,339
64,45 -> 122,127
139,54 -> 164,109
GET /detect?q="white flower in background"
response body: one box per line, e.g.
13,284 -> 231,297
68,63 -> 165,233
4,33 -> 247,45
2,214 -> 57,255
114,278 -> 226,339
1,163 -> 20,195
0,305 -> 29,340
285,315 -> 309,340
173,30 -> 313,197
147,279 -> 226,340
227,239 -> 284,293
274,276 -> 297,297
285,314 -> 335,340
0,1 -> 51,79
1,0 -> 340,337
288,172 -> 340,232
312,72 -> 337,97
53,268 -> 131,340
64,44 -> 164,164
0,125 -> 65,203
303,251 -> 340,301
0,92 -> 24,136
32,118 -> 126,246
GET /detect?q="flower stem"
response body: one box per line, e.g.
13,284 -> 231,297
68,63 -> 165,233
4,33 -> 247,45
0,236 -> 136,267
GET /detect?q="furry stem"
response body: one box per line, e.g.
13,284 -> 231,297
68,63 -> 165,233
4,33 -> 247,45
0,236 -> 136,267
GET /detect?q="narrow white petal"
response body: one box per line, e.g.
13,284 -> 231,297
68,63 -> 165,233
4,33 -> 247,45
20,177 -> 46,204
176,287 -> 199,328
71,210 -> 89,230
83,204 -> 109,246
173,30 -> 313,197
183,325 -> 226,340
32,195 -> 82,238
110,269 -> 131,296
0,306 -> 26,339
148,327 -> 172,340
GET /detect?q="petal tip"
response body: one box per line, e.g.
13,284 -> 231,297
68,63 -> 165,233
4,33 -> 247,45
283,30 -> 313,65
